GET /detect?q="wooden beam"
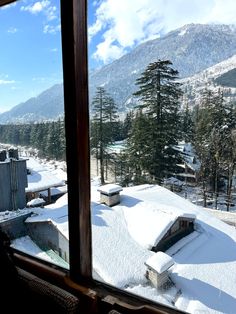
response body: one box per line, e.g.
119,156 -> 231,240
0,0 -> 15,6
60,0 -> 92,280
48,188 -> 51,204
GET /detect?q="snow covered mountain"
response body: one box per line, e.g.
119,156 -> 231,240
0,84 -> 64,124
89,23 -> 236,111
2,23 -> 236,123
180,54 -> 236,106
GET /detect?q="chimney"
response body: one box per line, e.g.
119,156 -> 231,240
97,184 -> 123,207
8,148 -> 19,160
0,150 -> 7,162
145,252 -> 175,289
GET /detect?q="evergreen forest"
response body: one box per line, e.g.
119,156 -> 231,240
1,58 -> 236,210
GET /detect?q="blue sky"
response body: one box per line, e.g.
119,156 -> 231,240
0,0 -> 62,112
1,0 -> 236,113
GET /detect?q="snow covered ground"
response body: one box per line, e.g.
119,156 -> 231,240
177,185 -> 236,214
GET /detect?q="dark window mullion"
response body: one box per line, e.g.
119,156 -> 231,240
0,0 -> 15,6
60,0 -> 92,281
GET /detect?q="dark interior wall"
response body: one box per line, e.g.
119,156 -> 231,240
0,213 -> 32,240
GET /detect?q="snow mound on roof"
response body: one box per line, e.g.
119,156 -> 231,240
97,183 -> 123,194
119,185 -> 196,249
122,200 -> 176,249
145,252 -> 174,274
91,202 -> 152,287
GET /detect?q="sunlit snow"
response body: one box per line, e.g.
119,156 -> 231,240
19,182 -> 236,314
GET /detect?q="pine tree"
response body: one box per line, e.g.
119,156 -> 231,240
124,109 -> 151,184
45,122 -> 61,160
58,118 -> 66,160
220,102 -> 236,210
122,111 -> 134,139
90,87 -> 118,184
181,100 -> 194,143
194,88 -> 234,208
128,59 -> 183,183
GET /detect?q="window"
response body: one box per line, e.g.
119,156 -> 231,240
88,1 -> 236,313
1,1 -> 236,314
0,0 -> 68,270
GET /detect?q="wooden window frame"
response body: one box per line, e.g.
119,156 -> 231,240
60,0 -> 92,282
0,0 -> 187,313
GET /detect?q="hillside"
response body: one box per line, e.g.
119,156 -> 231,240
89,23 -> 236,111
180,54 -> 236,106
0,84 -> 64,124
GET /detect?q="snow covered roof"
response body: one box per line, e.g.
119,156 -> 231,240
26,158 -> 65,193
26,193 -> 69,238
173,142 -> 201,172
176,172 -> 196,178
11,236 -> 69,269
145,252 -> 174,274
23,184 -> 236,313
27,198 -> 45,207
39,185 -> 68,197
0,208 -> 32,222
11,235 -> 55,263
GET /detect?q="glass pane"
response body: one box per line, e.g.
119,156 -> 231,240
0,0 -> 69,269
89,1 -> 236,313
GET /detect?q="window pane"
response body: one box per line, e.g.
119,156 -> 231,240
0,0 -> 69,269
89,1 -> 236,313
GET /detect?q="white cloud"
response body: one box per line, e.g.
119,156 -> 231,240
50,48 -> 58,52
201,0 -> 236,25
94,37 -> 126,64
43,24 -> 61,34
0,79 -> 15,85
21,0 -> 50,14
90,0 -> 236,64
20,0 -> 57,21
45,5 -> 57,21
7,27 -> 18,34
43,24 -> 61,35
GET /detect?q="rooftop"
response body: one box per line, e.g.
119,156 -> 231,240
26,158 -> 65,193
23,183 -> 236,313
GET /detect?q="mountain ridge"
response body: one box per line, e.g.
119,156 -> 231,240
2,23 -> 236,123
89,23 -> 236,110
0,83 -> 64,124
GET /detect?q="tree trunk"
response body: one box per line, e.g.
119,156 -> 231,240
227,163 -> 234,211
203,181 -> 207,208
214,170 -> 218,210
100,147 -> 105,185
